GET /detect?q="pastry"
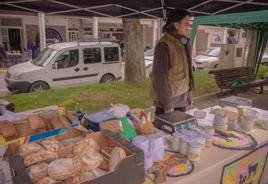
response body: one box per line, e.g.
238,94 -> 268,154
109,147 -> 126,171
65,172 -> 95,184
19,143 -> 45,158
28,162 -> 48,182
28,115 -> 46,130
49,116 -> 64,129
24,151 -> 58,166
35,177 -> 64,184
48,158 -> 82,180
40,138 -> 64,152
0,121 -> 17,138
73,138 -> 98,155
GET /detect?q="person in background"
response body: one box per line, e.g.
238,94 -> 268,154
150,9 -> 195,116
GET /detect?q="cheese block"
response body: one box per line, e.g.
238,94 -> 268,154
194,110 -> 207,119
109,147 -> 126,171
224,106 -> 239,121
28,115 -> 46,130
28,162 -> 48,183
214,108 -> 227,117
73,138 -> 98,156
24,151 -> 58,167
40,138 -> 64,152
48,158 -> 82,181
210,105 -> 222,114
19,143 -> 45,158
35,177 -> 64,184
0,121 -> 17,138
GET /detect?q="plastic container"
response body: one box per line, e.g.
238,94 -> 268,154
179,137 -> 190,155
171,132 -> 184,151
132,135 -> 149,154
144,153 -> 153,170
187,142 -> 202,162
205,135 -> 214,148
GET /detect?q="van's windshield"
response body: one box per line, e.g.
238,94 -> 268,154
32,48 -> 56,66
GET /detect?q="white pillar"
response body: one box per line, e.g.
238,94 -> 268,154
93,17 -> 98,39
38,13 -> 46,51
153,20 -> 158,47
22,18 -> 27,50
157,18 -> 162,40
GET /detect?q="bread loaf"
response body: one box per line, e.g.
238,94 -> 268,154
48,158 -> 82,181
0,122 -> 17,138
28,115 -> 46,130
73,138 -> 98,155
35,177 -> 64,184
24,151 -> 58,166
40,138 -> 64,152
81,152 -> 103,171
28,162 -> 48,182
109,147 -> 126,171
19,143 -> 45,158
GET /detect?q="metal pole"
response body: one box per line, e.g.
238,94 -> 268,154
153,20 -> 158,47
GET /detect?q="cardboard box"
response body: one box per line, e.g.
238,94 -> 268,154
8,130 -> 145,184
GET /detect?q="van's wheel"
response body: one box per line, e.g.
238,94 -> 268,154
100,74 -> 115,83
29,82 -> 49,92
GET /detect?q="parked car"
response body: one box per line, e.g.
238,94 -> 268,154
5,41 -> 122,93
193,47 -> 220,69
194,47 -> 268,69
144,48 -> 197,78
261,52 -> 268,66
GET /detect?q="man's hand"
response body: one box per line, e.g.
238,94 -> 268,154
165,108 -> 174,114
186,99 -> 193,109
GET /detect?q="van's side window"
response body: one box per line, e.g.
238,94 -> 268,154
83,48 -> 101,64
55,49 -> 79,69
104,47 -> 119,62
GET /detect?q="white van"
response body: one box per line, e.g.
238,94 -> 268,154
5,41 -> 122,93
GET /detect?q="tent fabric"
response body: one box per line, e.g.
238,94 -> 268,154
190,10 -> 268,77
1,0 -> 268,18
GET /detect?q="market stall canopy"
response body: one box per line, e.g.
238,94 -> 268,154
190,10 -> 268,76
1,0 -> 268,19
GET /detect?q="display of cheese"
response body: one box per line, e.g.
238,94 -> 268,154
28,115 -> 46,130
214,108 -> 227,117
0,121 -> 17,138
28,162 -> 48,182
40,138 -> 64,152
210,105 -> 222,114
48,158 -> 83,180
223,106 -> 239,121
24,151 -> 58,166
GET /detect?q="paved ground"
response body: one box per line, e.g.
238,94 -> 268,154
193,89 -> 268,110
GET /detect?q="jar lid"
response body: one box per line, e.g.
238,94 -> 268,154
189,142 -> 202,148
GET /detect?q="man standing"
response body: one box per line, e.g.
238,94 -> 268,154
150,9 -> 195,116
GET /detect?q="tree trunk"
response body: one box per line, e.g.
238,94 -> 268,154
123,18 -> 145,84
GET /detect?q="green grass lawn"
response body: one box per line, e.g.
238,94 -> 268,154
4,65 -> 268,112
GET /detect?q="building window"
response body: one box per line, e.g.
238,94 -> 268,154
68,31 -> 78,41
83,48 -> 101,64
104,47 -> 119,62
